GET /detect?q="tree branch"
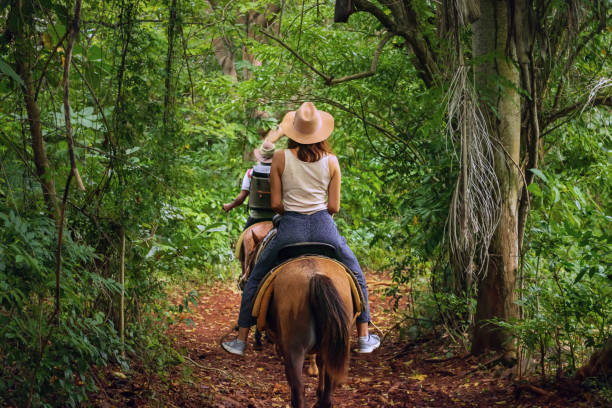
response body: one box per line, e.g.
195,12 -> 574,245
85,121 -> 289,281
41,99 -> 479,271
55,0 -> 83,321
329,32 -> 393,84
542,94 -> 611,129
260,30 -> 393,86
83,19 -> 216,28
72,62 -> 112,144
260,30 -> 331,83
179,25 -> 195,104
62,0 -> 85,192
352,0 -> 438,87
310,96 -> 425,164
560,8 -> 609,82
352,0 -> 398,33
34,30 -> 69,101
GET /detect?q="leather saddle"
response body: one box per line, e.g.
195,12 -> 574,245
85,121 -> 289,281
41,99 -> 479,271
278,242 -> 337,262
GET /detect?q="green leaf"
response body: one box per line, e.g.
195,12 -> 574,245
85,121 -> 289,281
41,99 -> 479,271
0,59 -> 24,87
552,186 -> 560,204
205,223 -> 227,233
527,182 -> 542,197
529,168 -> 548,183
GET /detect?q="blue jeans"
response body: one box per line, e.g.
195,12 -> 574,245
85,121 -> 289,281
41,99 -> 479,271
237,210 -> 371,327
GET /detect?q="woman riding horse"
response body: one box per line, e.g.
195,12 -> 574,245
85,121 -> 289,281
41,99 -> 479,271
222,102 -> 380,356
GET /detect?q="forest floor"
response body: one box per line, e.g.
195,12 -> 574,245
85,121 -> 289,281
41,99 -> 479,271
92,270 -> 602,407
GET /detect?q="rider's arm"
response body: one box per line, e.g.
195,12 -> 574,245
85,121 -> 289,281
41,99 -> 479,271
223,190 -> 248,212
264,125 -> 284,144
270,150 -> 285,214
327,155 -> 341,215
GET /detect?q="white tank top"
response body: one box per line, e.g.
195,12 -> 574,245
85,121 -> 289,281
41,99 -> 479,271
282,149 -> 330,214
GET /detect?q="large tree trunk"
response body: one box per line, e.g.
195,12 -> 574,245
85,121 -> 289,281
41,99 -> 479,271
471,0 -> 521,357
206,1 -> 279,80
212,37 -> 238,79
11,1 -> 59,219
576,337 -> 612,380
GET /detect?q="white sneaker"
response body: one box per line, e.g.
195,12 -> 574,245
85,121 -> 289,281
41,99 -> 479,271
222,338 -> 246,356
357,334 -> 380,353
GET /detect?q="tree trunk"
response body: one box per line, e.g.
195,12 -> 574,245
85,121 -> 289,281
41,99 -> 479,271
576,337 -> 612,380
163,0 -> 178,131
206,0 -> 238,80
11,1 -> 59,219
471,0 -> 521,357
212,37 -> 238,79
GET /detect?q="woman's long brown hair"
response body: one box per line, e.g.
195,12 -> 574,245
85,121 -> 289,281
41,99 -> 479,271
287,139 -> 333,162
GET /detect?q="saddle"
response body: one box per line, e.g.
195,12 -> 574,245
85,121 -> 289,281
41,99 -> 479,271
251,243 -> 365,332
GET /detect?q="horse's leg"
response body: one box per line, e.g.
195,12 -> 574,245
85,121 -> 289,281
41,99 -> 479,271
283,351 -> 306,408
316,372 -> 334,408
253,329 -> 263,350
314,354 -> 333,408
307,353 -> 318,376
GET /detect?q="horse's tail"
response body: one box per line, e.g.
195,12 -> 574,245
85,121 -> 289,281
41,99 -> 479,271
309,273 -> 350,382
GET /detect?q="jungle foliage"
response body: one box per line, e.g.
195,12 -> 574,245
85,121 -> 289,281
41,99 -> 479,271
0,0 -> 610,406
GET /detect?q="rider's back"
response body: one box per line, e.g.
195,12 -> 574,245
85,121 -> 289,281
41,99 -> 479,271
281,149 -> 331,214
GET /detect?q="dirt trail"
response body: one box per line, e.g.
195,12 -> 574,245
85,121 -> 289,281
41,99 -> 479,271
94,271 -> 590,407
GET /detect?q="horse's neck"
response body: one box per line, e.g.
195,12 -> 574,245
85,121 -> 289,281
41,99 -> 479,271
243,223 -> 274,272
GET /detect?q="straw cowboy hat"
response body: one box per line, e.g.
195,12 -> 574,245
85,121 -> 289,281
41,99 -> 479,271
280,102 -> 334,144
253,141 -> 275,163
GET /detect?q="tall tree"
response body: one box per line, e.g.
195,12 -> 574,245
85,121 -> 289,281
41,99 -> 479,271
8,0 -> 60,219
205,0 -> 280,80
470,0 -> 520,355
331,0 -> 611,356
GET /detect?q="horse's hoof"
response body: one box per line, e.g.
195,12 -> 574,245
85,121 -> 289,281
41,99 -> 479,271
307,365 -> 318,377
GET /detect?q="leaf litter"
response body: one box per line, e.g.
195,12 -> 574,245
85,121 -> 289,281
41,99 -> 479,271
92,270 -> 596,407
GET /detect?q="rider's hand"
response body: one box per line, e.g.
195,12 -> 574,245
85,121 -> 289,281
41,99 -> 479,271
222,203 -> 232,212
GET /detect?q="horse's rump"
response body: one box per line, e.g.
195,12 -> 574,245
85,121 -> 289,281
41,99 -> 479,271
270,257 -> 353,382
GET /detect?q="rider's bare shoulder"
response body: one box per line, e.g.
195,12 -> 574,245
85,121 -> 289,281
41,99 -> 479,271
272,149 -> 285,173
327,154 -> 340,177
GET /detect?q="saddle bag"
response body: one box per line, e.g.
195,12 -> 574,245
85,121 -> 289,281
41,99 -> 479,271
248,170 -> 271,211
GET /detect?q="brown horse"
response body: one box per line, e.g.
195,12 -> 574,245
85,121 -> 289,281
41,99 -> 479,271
237,221 -> 273,348
238,221 -> 273,289
266,257 -> 353,408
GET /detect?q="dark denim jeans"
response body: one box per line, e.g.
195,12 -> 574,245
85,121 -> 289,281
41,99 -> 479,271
237,210 -> 371,327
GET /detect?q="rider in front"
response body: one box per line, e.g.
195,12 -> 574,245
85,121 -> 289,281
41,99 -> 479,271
222,102 -> 380,356
222,141 -> 276,229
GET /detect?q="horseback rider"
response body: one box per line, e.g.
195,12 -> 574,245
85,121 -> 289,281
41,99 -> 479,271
222,102 -> 380,356
223,141 -> 277,229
